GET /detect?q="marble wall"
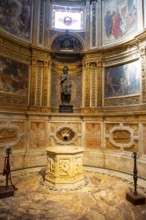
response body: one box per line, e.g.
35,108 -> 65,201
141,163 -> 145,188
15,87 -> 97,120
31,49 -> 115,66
0,0 -> 146,181
0,112 -> 146,179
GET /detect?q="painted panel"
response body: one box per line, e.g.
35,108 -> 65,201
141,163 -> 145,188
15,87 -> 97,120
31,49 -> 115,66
104,60 -> 140,98
103,0 -> 137,46
0,57 -> 28,97
0,0 -> 33,41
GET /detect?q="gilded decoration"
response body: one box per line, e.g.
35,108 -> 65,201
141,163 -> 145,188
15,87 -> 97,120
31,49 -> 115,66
51,34 -> 83,53
104,96 -> 140,107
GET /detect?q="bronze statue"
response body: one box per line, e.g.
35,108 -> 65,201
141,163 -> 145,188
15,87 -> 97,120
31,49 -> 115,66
60,66 -> 72,105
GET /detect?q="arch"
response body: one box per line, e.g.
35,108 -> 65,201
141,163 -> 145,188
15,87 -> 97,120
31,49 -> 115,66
49,32 -> 85,52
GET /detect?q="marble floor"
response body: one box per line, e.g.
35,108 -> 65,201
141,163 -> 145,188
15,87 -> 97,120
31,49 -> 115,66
0,166 -> 146,220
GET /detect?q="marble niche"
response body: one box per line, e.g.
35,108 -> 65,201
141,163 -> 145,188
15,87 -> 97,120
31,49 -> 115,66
45,146 -> 84,189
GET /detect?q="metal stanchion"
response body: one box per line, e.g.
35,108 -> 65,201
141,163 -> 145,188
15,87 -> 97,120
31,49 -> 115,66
126,152 -> 145,205
0,148 -> 15,199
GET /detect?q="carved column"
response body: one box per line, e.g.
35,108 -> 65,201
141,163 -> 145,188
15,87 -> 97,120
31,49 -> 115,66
36,61 -> 43,106
30,58 -> 37,106
141,47 -> 146,103
97,60 -> 102,106
84,62 -> 91,108
42,60 -> 51,111
90,62 -> 97,107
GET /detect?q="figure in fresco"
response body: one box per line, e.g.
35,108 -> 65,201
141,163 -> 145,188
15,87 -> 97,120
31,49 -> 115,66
11,69 -> 25,91
0,0 -> 32,40
119,73 -> 128,95
104,10 -> 112,39
60,66 -> 72,105
105,71 -> 116,95
112,10 -> 123,39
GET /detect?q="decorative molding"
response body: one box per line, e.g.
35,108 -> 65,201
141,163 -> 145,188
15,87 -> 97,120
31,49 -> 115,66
0,122 -> 23,148
104,96 -> 140,107
108,125 -> 138,150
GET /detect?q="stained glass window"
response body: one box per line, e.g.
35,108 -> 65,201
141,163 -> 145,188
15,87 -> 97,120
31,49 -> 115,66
51,4 -> 84,31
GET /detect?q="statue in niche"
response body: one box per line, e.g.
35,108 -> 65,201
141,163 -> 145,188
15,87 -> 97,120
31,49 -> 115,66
60,66 -> 72,105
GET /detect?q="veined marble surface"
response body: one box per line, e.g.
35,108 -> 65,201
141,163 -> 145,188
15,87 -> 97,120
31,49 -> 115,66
0,167 -> 146,220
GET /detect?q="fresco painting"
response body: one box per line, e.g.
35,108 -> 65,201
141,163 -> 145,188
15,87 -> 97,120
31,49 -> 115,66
105,60 -> 140,98
0,57 -> 28,96
0,0 -> 32,41
103,0 -> 137,45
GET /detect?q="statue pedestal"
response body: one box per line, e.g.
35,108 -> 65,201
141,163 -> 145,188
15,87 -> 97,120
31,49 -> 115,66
59,105 -> 73,113
45,146 -> 84,189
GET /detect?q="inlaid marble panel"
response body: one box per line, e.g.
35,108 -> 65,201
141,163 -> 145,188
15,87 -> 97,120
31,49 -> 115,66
85,123 -> 101,149
29,122 -> 47,149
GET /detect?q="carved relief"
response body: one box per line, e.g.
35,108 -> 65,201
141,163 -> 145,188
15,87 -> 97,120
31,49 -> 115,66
50,123 -> 81,146
0,123 -> 23,148
85,63 -> 90,107
59,160 -> 70,175
108,125 -> 138,150
42,61 -> 49,106
74,158 -> 83,174
51,34 -> 83,53
30,58 -> 37,105
104,96 -> 140,106
90,62 -> 97,107
36,61 -> 43,106
56,127 -> 75,142
47,157 -> 55,173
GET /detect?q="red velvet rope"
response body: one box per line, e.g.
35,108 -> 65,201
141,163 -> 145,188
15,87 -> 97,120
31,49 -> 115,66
3,156 -> 18,191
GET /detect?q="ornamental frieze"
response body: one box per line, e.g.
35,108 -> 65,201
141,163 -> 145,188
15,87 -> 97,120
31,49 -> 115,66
104,96 -> 140,107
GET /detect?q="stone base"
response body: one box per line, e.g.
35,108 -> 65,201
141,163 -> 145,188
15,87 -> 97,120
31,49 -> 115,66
45,146 -> 84,190
126,192 -> 145,205
0,186 -> 14,199
45,177 -> 85,190
59,105 -> 73,113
